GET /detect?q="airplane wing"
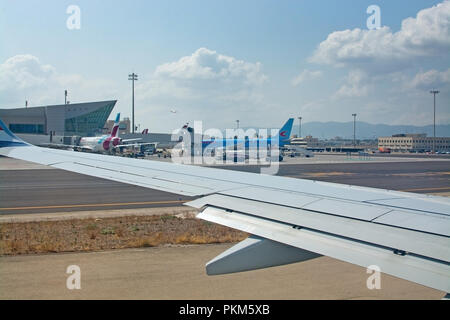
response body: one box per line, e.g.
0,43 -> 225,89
0,123 -> 449,294
40,143 -> 77,149
41,143 -> 94,152
121,138 -> 142,143
114,142 -> 157,149
78,146 -> 94,151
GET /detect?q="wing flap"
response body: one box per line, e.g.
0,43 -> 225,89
302,198 -> 390,221
221,186 -> 321,209
221,186 -> 428,222
187,194 -> 450,262
367,197 -> 450,216
373,210 -> 450,237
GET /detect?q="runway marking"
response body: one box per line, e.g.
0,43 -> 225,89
0,200 -> 187,211
392,172 -> 450,177
400,187 -> 450,193
302,172 -> 356,177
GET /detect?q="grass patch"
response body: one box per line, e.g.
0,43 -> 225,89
86,223 -> 98,231
100,227 -> 115,235
0,214 -> 247,256
160,214 -> 177,222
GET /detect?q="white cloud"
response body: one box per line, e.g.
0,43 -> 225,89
408,68 -> 450,90
334,70 -> 370,98
133,48 -> 271,130
0,55 -> 55,94
0,54 -> 120,108
292,69 -> 322,86
306,0 -> 450,124
155,48 -> 267,85
310,1 -> 450,71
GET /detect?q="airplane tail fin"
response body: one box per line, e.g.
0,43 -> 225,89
0,118 -> 29,148
110,113 -> 120,138
275,118 -> 294,143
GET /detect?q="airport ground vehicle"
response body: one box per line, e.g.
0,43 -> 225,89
378,147 -> 391,153
282,145 -> 314,158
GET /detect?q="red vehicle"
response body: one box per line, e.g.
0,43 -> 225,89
378,147 -> 391,153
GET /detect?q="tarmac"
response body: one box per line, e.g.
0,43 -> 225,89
0,244 -> 444,300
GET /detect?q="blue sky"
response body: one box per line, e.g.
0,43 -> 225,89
0,0 -> 449,132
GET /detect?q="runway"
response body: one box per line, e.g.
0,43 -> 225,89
0,169 -> 192,215
0,157 -> 449,215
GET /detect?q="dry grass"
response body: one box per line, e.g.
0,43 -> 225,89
0,214 -> 247,256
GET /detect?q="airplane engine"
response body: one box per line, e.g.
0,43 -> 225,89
112,138 -> 121,147
103,140 -> 111,151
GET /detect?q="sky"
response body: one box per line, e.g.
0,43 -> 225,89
0,0 -> 449,133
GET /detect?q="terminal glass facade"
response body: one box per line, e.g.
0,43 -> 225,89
64,102 -> 115,136
9,123 -> 45,134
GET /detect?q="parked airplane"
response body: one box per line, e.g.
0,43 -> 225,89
47,113 -> 143,153
201,118 -> 294,150
0,117 -> 449,298
76,113 -> 123,152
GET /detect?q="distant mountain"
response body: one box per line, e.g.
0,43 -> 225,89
292,122 -> 450,140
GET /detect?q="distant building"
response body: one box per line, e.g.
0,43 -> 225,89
104,117 -> 131,135
0,100 -> 117,137
290,135 -> 320,148
378,134 -> 450,152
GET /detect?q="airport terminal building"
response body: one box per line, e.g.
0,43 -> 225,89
0,100 -> 117,137
378,134 -> 450,152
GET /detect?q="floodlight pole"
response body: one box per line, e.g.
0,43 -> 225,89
352,114 -> 357,146
236,120 -> 240,129
128,73 -> 138,134
298,116 -> 302,138
430,90 -> 439,153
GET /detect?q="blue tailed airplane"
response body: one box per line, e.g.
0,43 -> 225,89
201,118 -> 294,150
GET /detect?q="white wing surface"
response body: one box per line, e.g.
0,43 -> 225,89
0,125 -> 449,294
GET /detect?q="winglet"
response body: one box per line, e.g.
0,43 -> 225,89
0,118 -> 29,148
